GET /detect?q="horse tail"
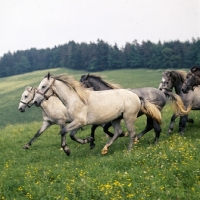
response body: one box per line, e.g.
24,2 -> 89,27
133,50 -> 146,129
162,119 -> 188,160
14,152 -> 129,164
167,92 -> 192,116
139,97 -> 162,125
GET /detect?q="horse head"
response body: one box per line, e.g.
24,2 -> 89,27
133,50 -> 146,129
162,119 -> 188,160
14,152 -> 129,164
158,71 -> 174,94
159,70 -> 186,95
33,73 -> 55,107
182,66 -> 200,93
80,73 -> 91,88
18,86 -> 35,112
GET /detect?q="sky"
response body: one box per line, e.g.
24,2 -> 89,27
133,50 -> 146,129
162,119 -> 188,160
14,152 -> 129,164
0,0 -> 199,57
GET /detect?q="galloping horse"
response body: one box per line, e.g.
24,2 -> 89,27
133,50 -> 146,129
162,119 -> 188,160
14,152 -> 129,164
80,74 -> 190,143
80,74 -> 166,143
158,70 -> 197,135
18,86 -> 71,149
33,73 -> 162,156
182,66 -> 200,93
18,86 -> 122,150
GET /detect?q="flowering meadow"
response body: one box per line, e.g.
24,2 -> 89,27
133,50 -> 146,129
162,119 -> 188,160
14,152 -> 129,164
0,69 -> 200,199
0,109 -> 200,199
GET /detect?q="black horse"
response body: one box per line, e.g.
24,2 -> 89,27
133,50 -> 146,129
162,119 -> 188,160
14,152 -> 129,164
80,74 -> 168,146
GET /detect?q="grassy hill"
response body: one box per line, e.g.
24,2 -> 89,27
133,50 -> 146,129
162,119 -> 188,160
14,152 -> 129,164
0,68 -> 200,199
0,68 -> 163,127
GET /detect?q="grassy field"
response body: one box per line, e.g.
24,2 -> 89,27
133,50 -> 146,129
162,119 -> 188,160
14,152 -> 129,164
0,68 -> 200,199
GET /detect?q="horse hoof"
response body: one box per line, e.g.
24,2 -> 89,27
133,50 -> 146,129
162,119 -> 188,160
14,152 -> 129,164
167,130 -> 172,135
63,148 -> 71,156
90,143 -> 96,150
188,119 -> 194,123
119,132 -> 125,137
154,139 -> 158,144
133,137 -> 139,144
101,149 -> 108,155
124,132 -> 129,137
101,146 -> 108,155
87,137 -> 94,143
23,144 -> 29,149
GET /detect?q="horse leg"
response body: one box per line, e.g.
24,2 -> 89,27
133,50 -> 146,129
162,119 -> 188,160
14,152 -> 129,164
103,121 -> 125,137
136,116 -> 153,141
60,120 -> 94,145
179,115 -> 188,136
101,119 -> 122,155
23,121 -> 51,149
61,131 -> 71,156
90,125 -> 98,150
127,121 -> 137,151
70,128 -> 94,144
153,119 -> 161,143
168,114 -> 178,134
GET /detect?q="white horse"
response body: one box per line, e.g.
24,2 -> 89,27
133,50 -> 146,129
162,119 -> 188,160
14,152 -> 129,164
18,86 -> 125,151
33,73 -> 162,156
18,86 -> 73,149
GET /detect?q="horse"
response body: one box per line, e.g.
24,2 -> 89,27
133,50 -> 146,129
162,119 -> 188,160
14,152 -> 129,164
33,72 -> 162,156
18,86 -> 72,149
80,74 -> 191,143
158,70 -> 198,135
182,66 -> 200,93
18,86 -> 123,150
80,74 -> 167,144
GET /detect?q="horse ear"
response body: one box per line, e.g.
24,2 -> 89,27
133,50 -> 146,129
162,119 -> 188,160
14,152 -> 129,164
47,72 -> 51,80
191,66 -> 198,73
26,86 -> 31,90
86,73 -> 90,79
167,72 -> 171,77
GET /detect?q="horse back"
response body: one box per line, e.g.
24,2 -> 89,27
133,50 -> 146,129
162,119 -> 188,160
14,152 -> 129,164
129,87 -> 167,110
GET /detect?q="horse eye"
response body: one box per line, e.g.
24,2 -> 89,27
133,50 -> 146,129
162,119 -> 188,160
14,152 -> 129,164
42,85 -> 46,89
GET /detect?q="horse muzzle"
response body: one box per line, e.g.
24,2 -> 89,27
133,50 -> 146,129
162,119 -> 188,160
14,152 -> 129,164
18,107 -> 25,112
34,100 -> 41,107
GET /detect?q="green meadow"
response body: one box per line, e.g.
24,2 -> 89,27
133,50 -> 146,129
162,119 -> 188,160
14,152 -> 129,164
0,68 -> 200,200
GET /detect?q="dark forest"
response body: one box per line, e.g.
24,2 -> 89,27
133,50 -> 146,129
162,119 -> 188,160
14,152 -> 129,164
0,38 -> 199,77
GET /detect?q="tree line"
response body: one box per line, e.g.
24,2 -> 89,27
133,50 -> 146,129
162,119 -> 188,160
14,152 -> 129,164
0,38 -> 200,77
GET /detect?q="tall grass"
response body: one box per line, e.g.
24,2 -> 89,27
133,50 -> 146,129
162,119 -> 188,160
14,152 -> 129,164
0,68 -> 200,199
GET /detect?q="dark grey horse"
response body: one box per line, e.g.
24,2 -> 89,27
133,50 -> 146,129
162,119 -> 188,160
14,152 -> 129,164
158,70 -> 198,135
80,74 -> 172,144
182,66 -> 200,93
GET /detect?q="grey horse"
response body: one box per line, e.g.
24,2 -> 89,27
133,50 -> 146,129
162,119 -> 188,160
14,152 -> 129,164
158,70 -> 197,136
182,66 -> 200,93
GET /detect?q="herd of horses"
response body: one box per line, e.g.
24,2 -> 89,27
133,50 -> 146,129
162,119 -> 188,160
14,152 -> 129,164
18,66 -> 200,156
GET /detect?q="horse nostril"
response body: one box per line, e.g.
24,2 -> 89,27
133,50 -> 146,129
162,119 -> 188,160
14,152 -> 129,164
18,107 -> 24,112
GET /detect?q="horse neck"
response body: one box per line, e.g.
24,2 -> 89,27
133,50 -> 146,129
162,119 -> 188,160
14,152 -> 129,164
40,96 -> 58,116
89,78 -> 111,91
53,80 -> 85,107
173,81 -> 183,95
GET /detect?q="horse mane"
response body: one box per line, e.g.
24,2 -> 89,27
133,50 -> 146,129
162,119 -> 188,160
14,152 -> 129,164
88,74 -> 122,89
52,73 -> 88,104
165,70 -> 187,83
